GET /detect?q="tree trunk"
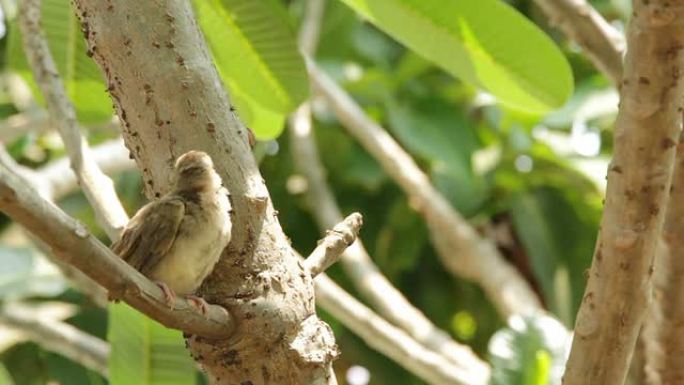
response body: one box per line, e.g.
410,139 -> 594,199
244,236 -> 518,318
71,1 -> 338,384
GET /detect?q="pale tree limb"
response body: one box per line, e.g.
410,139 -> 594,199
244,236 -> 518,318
641,140 -> 684,385
0,142 -> 125,307
36,138 -> 134,201
307,62 -> 542,317
0,302 -> 109,376
0,302 -> 77,353
0,160 -> 234,339
72,0 -> 338,383
563,2 -> 684,384
18,0 -> 129,240
314,274 -> 488,385
533,0 -> 625,84
304,213 -> 363,277
291,0 -> 490,374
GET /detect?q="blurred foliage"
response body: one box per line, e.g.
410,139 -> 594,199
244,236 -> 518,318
0,0 -> 625,384
488,313 -> 570,385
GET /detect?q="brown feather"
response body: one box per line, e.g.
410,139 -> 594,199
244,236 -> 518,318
111,197 -> 185,276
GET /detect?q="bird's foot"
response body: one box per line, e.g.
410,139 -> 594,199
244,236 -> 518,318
184,294 -> 209,315
155,281 -> 176,307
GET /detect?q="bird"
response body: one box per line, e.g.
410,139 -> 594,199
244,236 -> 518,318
111,150 -> 232,314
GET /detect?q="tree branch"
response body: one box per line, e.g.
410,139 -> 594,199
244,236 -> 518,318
71,1 -> 338,383
641,139 -> 684,385
0,158 -> 234,339
533,0 -> 625,84
0,302 -> 109,376
304,213 -> 363,277
18,0 -> 129,240
307,61 -> 541,317
36,139 -> 134,201
563,2 -> 684,383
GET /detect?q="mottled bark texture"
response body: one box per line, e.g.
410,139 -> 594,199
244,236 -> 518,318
643,141 -> 684,385
563,1 -> 684,384
71,1 -> 337,384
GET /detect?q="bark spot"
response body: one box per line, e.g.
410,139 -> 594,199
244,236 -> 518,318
662,137 -> 677,150
611,165 -> 623,173
615,229 -> 638,250
648,8 -> 675,26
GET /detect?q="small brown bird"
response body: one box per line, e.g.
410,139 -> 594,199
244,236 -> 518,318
112,150 -> 232,313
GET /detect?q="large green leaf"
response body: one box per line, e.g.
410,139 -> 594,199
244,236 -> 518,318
108,303 -> 197,385
338,0 -> 573,113
489,313 -> 569,385
194,0 -> 309,115
7,0 -> 112,123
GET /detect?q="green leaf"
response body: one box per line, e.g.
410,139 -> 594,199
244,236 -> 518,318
338,0 -> 573,113
194,0 -> 309,114
488,313 -> 569,385
0,363 -> 14,385
229,79 -> 285,140
386,97 -> 486,214
509,186 -> 598,326
6,0 -> 112,123
374,198 -> 427,278
108,303 -> 197,385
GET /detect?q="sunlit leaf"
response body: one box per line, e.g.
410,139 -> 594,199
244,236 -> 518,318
108,303 -> 196,385
6,0 -> 112,123
338,0 -> 573,112
194,0 -> 309,115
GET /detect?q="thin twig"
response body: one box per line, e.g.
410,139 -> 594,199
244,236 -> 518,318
307,61 -> 542,317
304,213 -> 363,276
0,302 -> 78,353
533,0 -> 625,84
18,0 -> 128,239
563,2 -> 684,383
0,159 -> 234,339
0,302 -> 109,376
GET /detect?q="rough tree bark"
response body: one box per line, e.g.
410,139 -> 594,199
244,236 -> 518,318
71,1 -> 338,384
563,1 -> 684,384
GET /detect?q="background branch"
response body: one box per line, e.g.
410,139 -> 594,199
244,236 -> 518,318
314,273 -> 488,385
0,302 -> 109,376
18,0 -> 128,239
291,0 -> 489,373
307,61 -> 541,317
533,0 -> 624,84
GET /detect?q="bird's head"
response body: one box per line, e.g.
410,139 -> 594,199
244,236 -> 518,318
173,151 -> 222,193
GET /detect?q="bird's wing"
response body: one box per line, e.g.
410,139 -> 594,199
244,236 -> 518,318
111,197 -> 185,276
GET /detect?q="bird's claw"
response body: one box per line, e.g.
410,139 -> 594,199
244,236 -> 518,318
185,294 -> 209,316
155,281 -> 176,307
